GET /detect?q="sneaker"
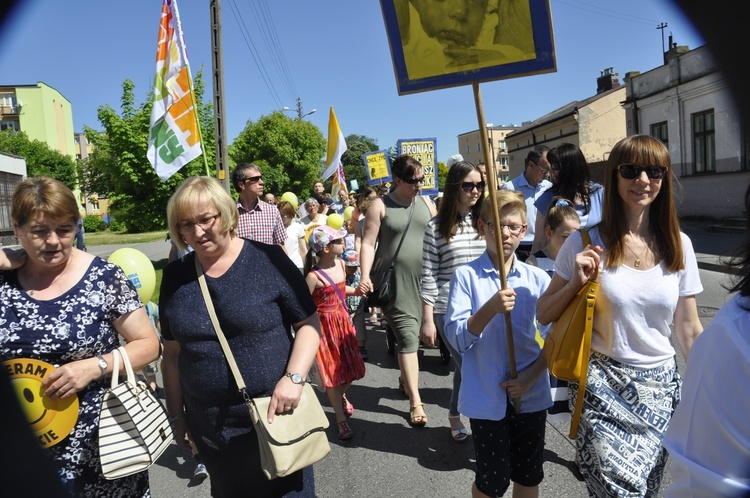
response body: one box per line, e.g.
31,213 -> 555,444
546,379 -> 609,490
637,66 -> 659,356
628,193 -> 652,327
193,462 -> 208,481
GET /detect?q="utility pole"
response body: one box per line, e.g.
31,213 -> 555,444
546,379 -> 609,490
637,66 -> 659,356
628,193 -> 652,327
657,22 -> 668,65
296,97 -> 303,119
210,0 -> 230,193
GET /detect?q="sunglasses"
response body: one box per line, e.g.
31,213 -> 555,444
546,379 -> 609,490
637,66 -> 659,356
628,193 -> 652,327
618,164 -> 669,180
400,176 -> 424,185
243,175 -> 263,184
461,181 -> 486,193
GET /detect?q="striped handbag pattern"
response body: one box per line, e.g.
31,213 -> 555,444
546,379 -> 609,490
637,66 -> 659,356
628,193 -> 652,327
98,347 -> 174,480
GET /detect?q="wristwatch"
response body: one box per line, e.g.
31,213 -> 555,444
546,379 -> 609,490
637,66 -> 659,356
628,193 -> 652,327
285,372 -> 305,385
96,355 -> 108,379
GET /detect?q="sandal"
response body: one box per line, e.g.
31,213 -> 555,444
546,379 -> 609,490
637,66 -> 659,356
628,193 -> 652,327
409,403 -> 428,427
338,420 -> 354,440
449,415 -> 468,443
342,394 -> 354,418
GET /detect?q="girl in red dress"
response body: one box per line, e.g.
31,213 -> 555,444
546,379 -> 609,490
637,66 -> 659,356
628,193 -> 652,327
304,225 -> 366,440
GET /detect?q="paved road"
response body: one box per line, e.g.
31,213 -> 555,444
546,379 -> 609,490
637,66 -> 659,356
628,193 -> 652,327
86,221 -> 742,497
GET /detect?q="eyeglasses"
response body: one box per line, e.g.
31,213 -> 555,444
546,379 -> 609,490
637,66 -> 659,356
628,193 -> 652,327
461,181 -> 486,193
330,238 -> 345,245
400,176 -> 424,185
533,162 -> 550,174
483,220 -> 526,237
243,175 -> 263,184
177,213 -> 221,234
618,163 -> 669,180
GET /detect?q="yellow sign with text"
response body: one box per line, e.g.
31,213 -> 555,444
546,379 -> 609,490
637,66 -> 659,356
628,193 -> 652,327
398,139 -> 438,194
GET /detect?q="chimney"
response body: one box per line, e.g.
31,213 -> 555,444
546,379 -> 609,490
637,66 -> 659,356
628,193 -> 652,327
596,67 -> 620,94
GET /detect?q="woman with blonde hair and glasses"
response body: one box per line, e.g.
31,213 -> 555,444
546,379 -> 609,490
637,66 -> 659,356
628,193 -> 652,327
537,135 -> 704,497
159,176 -> 321,497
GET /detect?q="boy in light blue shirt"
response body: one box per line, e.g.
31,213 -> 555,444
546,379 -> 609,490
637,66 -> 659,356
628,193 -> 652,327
445,190 -> 552,498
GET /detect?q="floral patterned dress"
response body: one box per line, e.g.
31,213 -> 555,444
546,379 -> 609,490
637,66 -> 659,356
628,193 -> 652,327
311,266 -> 365,388
0,257 -> 150,497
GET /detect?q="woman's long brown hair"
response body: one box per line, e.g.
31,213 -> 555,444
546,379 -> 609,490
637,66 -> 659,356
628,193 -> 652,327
600,135 -> 684,271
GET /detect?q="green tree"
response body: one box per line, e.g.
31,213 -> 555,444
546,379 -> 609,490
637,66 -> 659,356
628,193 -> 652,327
86,71 -> 215,232
0,130 -> 78,187
437,161 -> 448,191
339,134 -> 380,193
229,111 -> 325,200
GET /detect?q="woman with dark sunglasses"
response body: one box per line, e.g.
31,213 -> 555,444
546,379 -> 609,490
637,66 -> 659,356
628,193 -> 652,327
530,143 -> 604,254
359,155 -> 437,427
420,161 -> 486,442
537,135 -> 704,497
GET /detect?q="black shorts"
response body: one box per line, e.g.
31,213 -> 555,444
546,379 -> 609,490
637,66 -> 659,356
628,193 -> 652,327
470,402 -> 546,497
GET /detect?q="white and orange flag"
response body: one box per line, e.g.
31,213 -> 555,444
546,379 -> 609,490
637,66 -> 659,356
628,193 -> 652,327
322,106 -> 347,181
148,0 -> 202,181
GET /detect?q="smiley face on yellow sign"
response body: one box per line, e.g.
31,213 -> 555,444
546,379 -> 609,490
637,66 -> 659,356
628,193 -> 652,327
3,358 -> 79,448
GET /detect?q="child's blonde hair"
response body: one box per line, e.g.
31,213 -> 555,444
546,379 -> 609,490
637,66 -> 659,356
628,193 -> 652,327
479,190 -> 526,221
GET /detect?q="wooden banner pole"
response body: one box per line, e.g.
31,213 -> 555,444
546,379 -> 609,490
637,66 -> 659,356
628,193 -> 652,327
472,81 -> 520,413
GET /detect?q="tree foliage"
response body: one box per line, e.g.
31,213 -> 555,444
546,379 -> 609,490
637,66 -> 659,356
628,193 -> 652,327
85,71 -> 215,232
437,161 -> 448,191
229,111 -> 325,201
0,130 -> 78,187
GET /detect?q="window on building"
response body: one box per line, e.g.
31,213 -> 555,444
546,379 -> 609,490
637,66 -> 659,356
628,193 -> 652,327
466,145 -> 470,155
650,121 -> 668,147
476,143 -> 481,152
0,121 -> 19,132
0,93 -> 16,108
692,110 -> 715,173
498,140 -> 507,152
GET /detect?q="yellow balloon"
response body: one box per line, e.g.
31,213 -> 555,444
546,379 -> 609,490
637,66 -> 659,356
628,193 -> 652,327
108,248 -> 156,304
343,205 -> 355,221
280,192 -> 298,210
327,213 -> 344,230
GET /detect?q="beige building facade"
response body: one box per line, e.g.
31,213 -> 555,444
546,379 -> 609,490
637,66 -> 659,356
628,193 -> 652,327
503,68 -> 626,184
458,125 -> 519,185
623,44 -> 748,219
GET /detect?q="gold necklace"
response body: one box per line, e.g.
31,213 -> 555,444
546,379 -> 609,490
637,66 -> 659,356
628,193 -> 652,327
625,242 -> 649,267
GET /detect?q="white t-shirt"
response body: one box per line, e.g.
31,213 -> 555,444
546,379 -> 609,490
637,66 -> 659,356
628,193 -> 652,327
284,221 -> 306,269
662,294 -> 750,497
555,227 -> 703,368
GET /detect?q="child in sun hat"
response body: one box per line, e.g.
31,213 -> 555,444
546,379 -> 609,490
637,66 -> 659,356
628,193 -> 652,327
304,226 -> 366,441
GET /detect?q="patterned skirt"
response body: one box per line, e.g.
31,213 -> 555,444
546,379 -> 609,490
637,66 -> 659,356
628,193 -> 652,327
570,351 -> 681,497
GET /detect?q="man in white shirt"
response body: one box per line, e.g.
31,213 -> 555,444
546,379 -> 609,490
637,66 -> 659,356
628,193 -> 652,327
501,145 -> 551,261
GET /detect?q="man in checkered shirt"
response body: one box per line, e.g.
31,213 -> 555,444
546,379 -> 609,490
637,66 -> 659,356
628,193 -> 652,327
231,163 -> 287,249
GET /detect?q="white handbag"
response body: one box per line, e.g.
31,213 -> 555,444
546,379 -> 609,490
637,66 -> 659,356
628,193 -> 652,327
98,346 -> 174,480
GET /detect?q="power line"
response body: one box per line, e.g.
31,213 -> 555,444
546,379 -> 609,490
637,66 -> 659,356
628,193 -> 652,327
225,0 -> 284,109
244,0 -> 298,105
553,0 -> 663,26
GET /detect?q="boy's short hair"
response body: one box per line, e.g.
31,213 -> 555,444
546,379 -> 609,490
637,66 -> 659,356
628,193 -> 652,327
480,190 -> 526,221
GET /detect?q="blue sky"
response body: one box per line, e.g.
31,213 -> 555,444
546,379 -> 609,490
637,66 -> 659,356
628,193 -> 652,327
0,0 -> 704,164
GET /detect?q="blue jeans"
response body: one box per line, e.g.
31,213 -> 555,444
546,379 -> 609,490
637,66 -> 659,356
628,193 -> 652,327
435,312 -> 462,417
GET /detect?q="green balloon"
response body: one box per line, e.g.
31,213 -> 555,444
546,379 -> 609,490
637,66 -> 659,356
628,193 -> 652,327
108,248 -> 155,304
